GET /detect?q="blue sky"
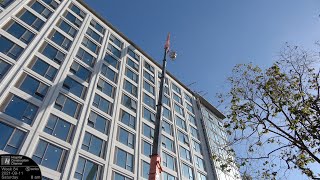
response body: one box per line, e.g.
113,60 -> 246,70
83,0 -> 320,178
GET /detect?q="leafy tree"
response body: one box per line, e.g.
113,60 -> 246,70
218,44 -> 320,179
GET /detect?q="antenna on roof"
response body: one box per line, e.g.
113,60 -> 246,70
187,81 -> 196,87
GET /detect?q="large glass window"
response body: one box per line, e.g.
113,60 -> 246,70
176,115 -> 186,131
115,148 -> 134,172
142,161 -> 150,179
82,132 -> 104,157
120,110 -> 135,130
70,62 -> 91,82
185,94 -> 192,103
143,123 -> 154,140
144,61 -> 154,73
107,43 -> 121,58
5,21 -> 34,44
82,37 -> 99,54
0,35 -> 23,60
162,152 -> 175,170
17,74 -> 49,100
54,93 -> 82,119
192,140 -> 202,154
182,163 -> 194,180
123,80 -> 137,97
76,48 -> 96,67
50,30 -> 72,50
19,10 -> 44,31
63,76 -> 87,99
178,130 -> 189,145
97,78 -> 115,98
74,157 -> 101,180
109,34 -> 123,49
180,146 -> 192,163
173,93 -> 182,104
0,59 -> 11,80
162,135 -> 175,152
162,121 -> 173,136
86,28 -> 102,43
113,172 -> 132,180
88,111 -> 110,135
197,173 -> 207,180
117,127 -> 135,148
101,64 -> 117,83
30,1 -> 52,18
126,58 -> 139,72
174,103 -> 184,117
127,49 -> 139,61
42,0 -> 58,10
90,20 -> 105,34
186,104 -> 194,114
64,11 -> 81,27
58,20 -> 77,37
41,43 -> 65,64
190,126 -> 199,139
30,58 -> 57,81
122,94 -> 137,112
44,114 -> 73,142
144,80 -> 154,95
93,94 -> 112,115
104,54 -> 120,69
0,122 -> 25,154
143,107 -> 155,123
3,94 -> 38,125
32,139 -> 66,172
142,140 -> 152,157
195,156 -> 205,171
172,83 -> 181,94
162,107 -> 171,120
143,93 -> 155,110
0,0 -> 14,8
70,4 -> 86,19
162,172 -> 175,180
144,70 -> 154,83
188,113 -> 196,126
125,68 -> 138,83
163,95 -> 170,107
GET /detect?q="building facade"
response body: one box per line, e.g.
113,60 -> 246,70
0,0 -> 239,180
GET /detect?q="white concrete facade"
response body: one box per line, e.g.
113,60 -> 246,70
0,1 -> 239,180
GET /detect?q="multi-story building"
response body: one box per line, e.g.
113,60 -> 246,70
0,0 -> 240,180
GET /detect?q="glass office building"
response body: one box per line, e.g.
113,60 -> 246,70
0,0 -> 240,179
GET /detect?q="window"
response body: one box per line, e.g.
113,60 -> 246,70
143,123 -> 154,140
127,49 -> 139,61
182,163 -> 194,180
63,76 -> 86,99
70,4 -> 86,19
58,20 -> 77,37
143,93 -> 155,109
162,107 -> 171,120
0,35 -> 23,60
142,140 -> 152,157
122,94 -> 137,112
0,59 -> 11,80
162,121 -> 173,136
195,156 -> 205,171
185,94 -> 192,103
162,152 -> 175,170
164,85 -> 169,95
115,147 -> 134,172
125,68 -> 138,83
107,43 -> 121,58
123,80 -> 137,97
74,157 -> 101,180
143,107 -> 155,123
104,53 -> 120,69
76,48 -> 96,67
142,161 -> 150,179
163,96 -> 170,107
44,114 -> 73,142
173,93 -> 182,104
109,34 -> 123,49
188,113 -> 196,125
86,28 -> 102,43
54,93 -> 82,119
0,122 -> 25,154
5,21 -> 34,44
30,1 -> 52,18
113,172 -> 133,180
19,10 -> 44,30
30,58 -> 57,81
90,20 -> 105,34
0,0 -> 14,8
176,115 -> 186,131
88,111 -> 110,134
127,58 -> 139,71
144,80 -> 154,95
117,127 -> 135,148
162,135 -> 174,152
32,139 -> 66,172
64,11 -> 81,27
190,126 -> 199,139
101,64 -> 117,83
41,43 -> 65,64
42,0 -> 58,10
120,109 -> 136,129
198,173 -> 207,180
82,132 -> 104,157
70,62 -> 91,82
17,74 -> 49,100
162,172 -> 175,180
50,30 -> 72,50
82,37 -> 99,54
186,104 -> 194,114
174,103 -> 184,117
177,130 -> 189,145
172,83 -> 181,94
192,140 -> 202,154
3,94 -> 38,125
180,146 -> 192,163
93,94 -> 112,114
97,78 -> 115,98
144,61 -> 154,73
144,70 -> 154,83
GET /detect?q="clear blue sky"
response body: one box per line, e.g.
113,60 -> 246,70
83,0 -> 320,178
